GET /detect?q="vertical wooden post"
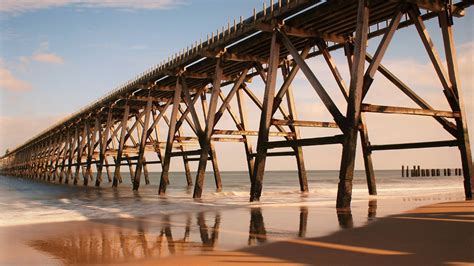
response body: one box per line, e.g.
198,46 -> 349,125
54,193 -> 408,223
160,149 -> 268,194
59,129 -> 69,183
86,119 -> 97,185
133,97 -> 153,191
236,87 -> 255,180
143,157 -> 150,185
439,11 -> 473,199
96,108 -> 113,187
193,60 -> 223,198
199,92 -> 222,192
65,128 -> 76,184
282,63 -> 308,193
337,0 -> 369,209
345,42 -> 377,195
359,114 -> 376,194
80,123 -> 88,185
159,78 -> 182,195
113,103 -> 130,187
178,127 -> 193,186
250,30 -> 280,202
126,155 -> 135,181
74,123 -> 87,185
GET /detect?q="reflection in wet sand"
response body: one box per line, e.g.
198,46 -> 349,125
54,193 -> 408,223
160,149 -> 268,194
299,206 -> 308,237
26,203 -> 379,264
248,208 -> 267,245
368,199 -> 377,221
337,200 -> 378,229
337,210 -> 354,229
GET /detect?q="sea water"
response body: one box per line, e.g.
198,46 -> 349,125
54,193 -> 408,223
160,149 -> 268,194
0,170 -> 465,227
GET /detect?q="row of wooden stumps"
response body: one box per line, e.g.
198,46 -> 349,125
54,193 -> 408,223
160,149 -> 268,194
402,165 -> 463,177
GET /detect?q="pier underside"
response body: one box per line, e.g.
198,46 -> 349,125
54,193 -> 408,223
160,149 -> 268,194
1,0 -> 472,208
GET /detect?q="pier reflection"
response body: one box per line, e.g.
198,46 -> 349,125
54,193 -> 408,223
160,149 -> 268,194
336,199 -> 378,229
28,203 -> 377,264
248,208 -> 267,245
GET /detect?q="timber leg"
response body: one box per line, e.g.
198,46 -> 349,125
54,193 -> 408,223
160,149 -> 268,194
439,11 -> 473,199
250,31 -> 280,201
337,0 -> 369,209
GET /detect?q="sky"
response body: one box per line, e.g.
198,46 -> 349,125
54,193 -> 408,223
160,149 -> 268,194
0,1 -> 472,171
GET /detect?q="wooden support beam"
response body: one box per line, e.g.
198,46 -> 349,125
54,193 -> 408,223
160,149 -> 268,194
362,6 -> 403,99
282,63 -> 308,193
181,77 -> 204,136
439,11 -> 473,199
370,140 -> 458,151
171,150 -> 202,157
96,108 -> 113,187
250,151 -> 296,158
337,0 -> 369,209
250,31 -> 280,202
213,68 -> 249,126
113,103 -> 130,187
159,78 -> 182,195
236,87 -> 255,180
257,23 -> 346,43
389,0 -> 445,12
365,54 -> 457,137
267,135 -> 345,149
408,7 -> 458,108
318,41 -> 349,100
133,97 -> 153,190
201,92 -> 222,192
193,60 -> 223,198
213,129 -> 294,137
271,119 -> 338,128
201,50 -> 268,64
361,104 -> 460,118
65,127 -> 76,184
271,44 -> 311,116
277,29 -> 346,129
85,120 -> 97,184
359,114 -> 376,195
75,122 -> 87,185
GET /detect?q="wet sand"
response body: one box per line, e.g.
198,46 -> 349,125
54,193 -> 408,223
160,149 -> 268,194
0,195 -> 472,265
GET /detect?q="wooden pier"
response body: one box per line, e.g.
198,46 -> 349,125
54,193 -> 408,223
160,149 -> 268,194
0,0 -> 472,208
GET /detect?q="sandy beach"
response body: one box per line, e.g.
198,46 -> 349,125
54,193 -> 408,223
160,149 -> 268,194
0,194 -> 472,265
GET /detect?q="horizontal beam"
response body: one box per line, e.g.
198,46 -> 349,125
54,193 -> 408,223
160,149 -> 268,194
201,50 -> 268,64
267,135 -> 344,149
143,160 -> 162,164
250,151 -> 296,158
370,140 -> 458,151
257,23 -> 346,43
361,104 -> 460,118
171,150 -> 202,157
213,129 -> 295,137
271,119 -> 339,128
185,157 -> 211,162
128,96 -> 171,102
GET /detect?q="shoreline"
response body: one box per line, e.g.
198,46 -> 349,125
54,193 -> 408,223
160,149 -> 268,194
0,192 -> 472,265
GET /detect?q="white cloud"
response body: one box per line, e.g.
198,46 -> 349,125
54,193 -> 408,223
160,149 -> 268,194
0,59 -> 32,92
19,42 -> 65,67
0,0 -> 186,14
32,53 -> 64,64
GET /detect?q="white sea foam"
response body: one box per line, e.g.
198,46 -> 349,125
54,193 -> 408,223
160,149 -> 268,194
0,170 -> 465,227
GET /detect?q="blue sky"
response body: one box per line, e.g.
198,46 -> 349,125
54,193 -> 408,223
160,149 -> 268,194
0,1 -> 472,170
